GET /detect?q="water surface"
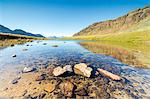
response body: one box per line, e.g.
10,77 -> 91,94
0,40 -> 150,97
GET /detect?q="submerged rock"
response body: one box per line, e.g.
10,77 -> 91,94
97,68 -> 121,81
22,48 -> 28,51
43,43 -> 47,45
35,74 -> 45,81
22,90 -> 27,96
53,66 -> 66,76
44,83 -> 55,93
74,63 -> 92,77
75,88 -> 87,96
11,76 -> 21,84
23,67 -> 34,73
52,45 -> 58,47
37,93 -> 46,98
59,81 -> 74,97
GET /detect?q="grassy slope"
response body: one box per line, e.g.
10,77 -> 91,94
63,30 -> 150,68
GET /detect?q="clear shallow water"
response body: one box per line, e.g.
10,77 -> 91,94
0,40 -> 124,74
0,40 -> 150,74
0,40 -> 150,93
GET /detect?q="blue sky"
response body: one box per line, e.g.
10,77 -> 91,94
0,0 -> 150,37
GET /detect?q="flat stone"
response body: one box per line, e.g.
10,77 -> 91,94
23,67 -> 34,73
44,83 -> 55,93
74,63 -> 92,77
53,66 -> 66,76
59,81 -> 74,97
97,68 -> 121,81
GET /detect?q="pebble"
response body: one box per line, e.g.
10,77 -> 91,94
11,76 -> 21,84
22,90 -> 27,96
59,81 -> 74,97
10,44 -> 14,46
52,45 -> 58,47
12,54 -> 17,57
139,89 -> 146,94
35,74 -> 45,81
22,49 -> 28,51
23,67 -> 34,73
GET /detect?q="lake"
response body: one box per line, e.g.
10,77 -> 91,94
0,40 -> 150,98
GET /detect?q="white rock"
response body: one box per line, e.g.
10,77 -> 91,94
63,65 -> 73,72
74,63 -> 92,77
53,66 -> 66,76
23,67 -> 34,73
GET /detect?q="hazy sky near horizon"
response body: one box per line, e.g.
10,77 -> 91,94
0,0 -> 150,37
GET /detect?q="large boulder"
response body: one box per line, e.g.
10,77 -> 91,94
74,63 -> 92,77
53,66 -> 66,76
97,68 -> 121,81
59,81 -> 74,97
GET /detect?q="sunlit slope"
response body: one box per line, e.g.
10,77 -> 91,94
74,6 -> 150,36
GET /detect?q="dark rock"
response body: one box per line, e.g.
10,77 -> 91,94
11,79 -> 18,84
75,88 -> 87,96
52,45 -> 58,47
12,54 -> 17,57
120,77 -> 130,84
22,49 -> 28,51
10,44 -> 14,46
35,74 -> 45,81
11,76 -> 21,84
3,87 -> 8,91
38,93 -> 46,98
138,89 -> 146,94
22,90 -> 27,96
43,43 -> 47,45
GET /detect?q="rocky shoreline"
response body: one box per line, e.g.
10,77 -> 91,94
0,63 -> 147,99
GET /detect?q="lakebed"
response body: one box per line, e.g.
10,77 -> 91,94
0,40 -> 150,98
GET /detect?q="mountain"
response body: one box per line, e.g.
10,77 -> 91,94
0,25 -> 45,38
74,6 -> 150,36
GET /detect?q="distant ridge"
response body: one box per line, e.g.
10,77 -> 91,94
0,25 -> 45,38
74,6 -> 150,36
